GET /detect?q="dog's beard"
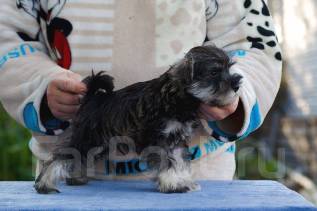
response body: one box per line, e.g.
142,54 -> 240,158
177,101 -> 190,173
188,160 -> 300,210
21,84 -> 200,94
213,90 -> 238,106
188,82 -> 238,107
188,82 -> 215,103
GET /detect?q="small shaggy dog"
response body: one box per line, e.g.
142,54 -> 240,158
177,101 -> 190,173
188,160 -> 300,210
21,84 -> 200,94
34,45 -> 242,194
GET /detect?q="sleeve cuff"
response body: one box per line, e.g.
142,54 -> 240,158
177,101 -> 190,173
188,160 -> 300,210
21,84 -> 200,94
207,100 -> 262,142
23,102 -> 70,135
21,68 -> 70,136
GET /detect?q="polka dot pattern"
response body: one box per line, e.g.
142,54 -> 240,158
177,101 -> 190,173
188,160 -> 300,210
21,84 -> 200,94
155,0 -> 206,67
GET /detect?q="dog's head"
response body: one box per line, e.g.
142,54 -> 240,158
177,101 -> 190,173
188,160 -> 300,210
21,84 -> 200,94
169,46 -> 242,106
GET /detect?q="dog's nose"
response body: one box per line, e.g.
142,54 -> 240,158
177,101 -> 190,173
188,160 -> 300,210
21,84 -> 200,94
231,74 -> 242,92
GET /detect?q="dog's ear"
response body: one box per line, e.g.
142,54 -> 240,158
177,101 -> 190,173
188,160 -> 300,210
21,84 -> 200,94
180,57 -> 195,83
168,57 -> 194,85
188,57 -> 195,80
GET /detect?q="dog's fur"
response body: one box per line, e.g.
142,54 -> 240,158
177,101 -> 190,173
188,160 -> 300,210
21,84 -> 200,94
34,46 -> 242,194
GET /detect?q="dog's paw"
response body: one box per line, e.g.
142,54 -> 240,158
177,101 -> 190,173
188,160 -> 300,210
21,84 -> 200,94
187,182 -> 201,192
66,177 -> 88,186
158,180 -> 201,194
160,185 -> 190,193
34,183 -> 60,194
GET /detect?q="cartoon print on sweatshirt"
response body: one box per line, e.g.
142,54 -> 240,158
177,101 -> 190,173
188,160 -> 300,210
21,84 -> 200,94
16,0 -> 73,69
205,0 -> 219,21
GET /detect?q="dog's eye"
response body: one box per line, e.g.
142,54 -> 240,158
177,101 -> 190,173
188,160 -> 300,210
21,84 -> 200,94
210,71 -> 219,77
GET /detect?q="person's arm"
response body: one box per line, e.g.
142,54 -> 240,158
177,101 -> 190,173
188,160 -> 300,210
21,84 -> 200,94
202,0 -> 282,142
0,1 -> 83,136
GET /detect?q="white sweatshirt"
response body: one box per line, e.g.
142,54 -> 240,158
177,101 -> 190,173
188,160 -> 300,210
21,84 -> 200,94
0,0 -> 282,179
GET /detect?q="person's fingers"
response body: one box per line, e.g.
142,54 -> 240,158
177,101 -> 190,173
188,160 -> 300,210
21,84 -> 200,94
200,105 -> 226,120
202,108 -> 224,120
48,102 -> 80,120
49,101 -> 80,114
199,98 -> 240,121
222,97 -> 239,114
50,110 -> 74,121
54,78 -> 87,94
65,71 -> 83,82
46,71 -> 87,120
198,110 -> 215,121
65,72 -> 87,93
53,89 -> 81,105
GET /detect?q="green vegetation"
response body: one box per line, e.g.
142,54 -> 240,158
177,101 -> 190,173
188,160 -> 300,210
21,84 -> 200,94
0,104 -> 33,181
236,138 -> 283,180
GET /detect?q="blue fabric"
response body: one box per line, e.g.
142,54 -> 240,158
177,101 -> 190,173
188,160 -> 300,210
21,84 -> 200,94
23,102 -> 69,135
228,49 -> 247,58
204,139 -> 224,154
23,102 -> 43,133
238,101 -> 262,140
0,181 -> 315,211
44,119 -> 64,129
188,139 -> 232,161
43,118 -> 69,132
226,144 -> 236,153
104,159 -> 148,176
0,44 -> 37,69
188,145 -> 202,160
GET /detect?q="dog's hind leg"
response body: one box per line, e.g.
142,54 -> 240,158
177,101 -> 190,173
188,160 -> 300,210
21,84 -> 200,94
156,147 -> 201,193
34,159 -> 69,194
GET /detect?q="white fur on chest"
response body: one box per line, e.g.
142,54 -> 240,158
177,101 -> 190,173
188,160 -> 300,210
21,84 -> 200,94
162,120 -> 195,140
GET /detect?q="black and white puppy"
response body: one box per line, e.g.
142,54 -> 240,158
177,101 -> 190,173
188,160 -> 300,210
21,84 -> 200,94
34,45 -> 242,194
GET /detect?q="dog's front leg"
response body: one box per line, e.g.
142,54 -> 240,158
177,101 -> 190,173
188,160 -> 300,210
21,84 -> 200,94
34,159 -> 69,194
157,147 -> 200,193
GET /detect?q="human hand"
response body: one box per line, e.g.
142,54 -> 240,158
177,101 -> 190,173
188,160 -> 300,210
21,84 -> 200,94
46,71 -> 87,121
199,97 -> 239,121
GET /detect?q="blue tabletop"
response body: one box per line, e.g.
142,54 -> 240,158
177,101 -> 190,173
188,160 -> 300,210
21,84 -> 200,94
0,180 -> 315,211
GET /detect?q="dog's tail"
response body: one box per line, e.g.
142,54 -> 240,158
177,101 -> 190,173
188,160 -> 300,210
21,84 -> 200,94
82,71 -> 114,100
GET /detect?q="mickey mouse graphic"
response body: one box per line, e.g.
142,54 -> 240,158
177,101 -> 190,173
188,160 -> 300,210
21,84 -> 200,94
16,0 -> 73,69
